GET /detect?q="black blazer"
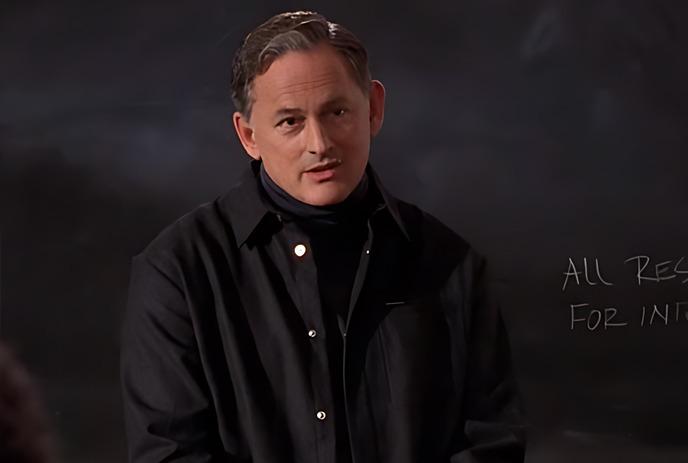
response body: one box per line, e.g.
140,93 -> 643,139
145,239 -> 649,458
121,160 -> 526,462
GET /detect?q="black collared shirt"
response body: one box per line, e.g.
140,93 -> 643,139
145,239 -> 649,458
121,160 -> 526,463
259,162 -> 374,462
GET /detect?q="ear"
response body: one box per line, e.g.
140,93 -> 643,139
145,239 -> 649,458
368,80 -> 386,137
232,111 -> 260,160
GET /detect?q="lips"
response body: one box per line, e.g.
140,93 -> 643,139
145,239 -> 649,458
304,160 -> 339,181
305,160 -> 339,173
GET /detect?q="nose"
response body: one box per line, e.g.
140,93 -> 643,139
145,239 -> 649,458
304,120 -> 332,156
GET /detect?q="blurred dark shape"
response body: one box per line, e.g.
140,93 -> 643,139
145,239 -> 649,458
0,342 -> 55,463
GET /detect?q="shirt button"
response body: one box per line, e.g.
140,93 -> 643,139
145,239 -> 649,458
316,410 -> 327,421
308,329 -> 317,338
293,243 -> 307,257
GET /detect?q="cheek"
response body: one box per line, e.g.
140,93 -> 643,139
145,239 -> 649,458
347,129 -> 371,158
334,119 -> 369,150
258,136 -> 301,162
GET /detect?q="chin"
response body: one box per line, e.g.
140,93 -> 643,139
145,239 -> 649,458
302,185 -> 350,206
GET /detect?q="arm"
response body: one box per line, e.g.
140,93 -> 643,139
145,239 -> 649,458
120,253 -> 225,462
450,256 -> 527,463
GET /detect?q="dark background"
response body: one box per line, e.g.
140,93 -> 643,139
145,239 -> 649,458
2,1 -> 687,461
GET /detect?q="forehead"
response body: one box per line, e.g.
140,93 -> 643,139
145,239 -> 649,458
251,43 -> 364,108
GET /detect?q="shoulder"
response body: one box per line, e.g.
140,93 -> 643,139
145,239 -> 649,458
394,197 -> 485,279
398,198 -> 479,256
135,194 -> 233,273
367,162 -> 476,265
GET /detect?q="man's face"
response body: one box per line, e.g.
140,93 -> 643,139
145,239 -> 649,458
233,42 -> 385,206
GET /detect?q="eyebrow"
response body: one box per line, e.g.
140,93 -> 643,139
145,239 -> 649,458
272,97 -> 350,120
274,108 -> 302,120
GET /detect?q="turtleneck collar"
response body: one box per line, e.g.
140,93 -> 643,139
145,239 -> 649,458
259,161 -> 371,226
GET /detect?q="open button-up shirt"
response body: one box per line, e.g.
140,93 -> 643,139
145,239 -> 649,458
121,160 -> 526,463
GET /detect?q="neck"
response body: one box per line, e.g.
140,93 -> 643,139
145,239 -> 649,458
259,162 -> 370,225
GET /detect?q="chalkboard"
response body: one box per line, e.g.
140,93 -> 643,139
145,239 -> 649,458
2,1 -> 687,462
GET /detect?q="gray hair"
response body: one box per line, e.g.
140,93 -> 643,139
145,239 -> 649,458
231,11 -> 371,119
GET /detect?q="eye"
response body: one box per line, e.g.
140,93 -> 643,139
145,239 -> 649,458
276,116 -> 303,129
279,117 -> 296,127
333,108 -> 346,117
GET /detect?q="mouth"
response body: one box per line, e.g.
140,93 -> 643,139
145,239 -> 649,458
305,160 -> 340,173
304,160 -> 340,181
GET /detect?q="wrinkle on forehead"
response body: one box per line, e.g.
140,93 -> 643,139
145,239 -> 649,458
274,70 -> 342,95
252,44 -> 362,111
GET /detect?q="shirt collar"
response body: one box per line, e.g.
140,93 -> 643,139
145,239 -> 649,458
221,159 -> 411,247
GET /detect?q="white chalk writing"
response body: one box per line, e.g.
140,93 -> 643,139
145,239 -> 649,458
563,256 -> 688,331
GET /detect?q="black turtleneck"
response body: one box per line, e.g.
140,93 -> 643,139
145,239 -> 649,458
259,162 -> 374,463
259,161 -> 370,225
259,162 -> 373,330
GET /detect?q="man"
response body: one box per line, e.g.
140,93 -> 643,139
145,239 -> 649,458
121,10 -> 526,463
